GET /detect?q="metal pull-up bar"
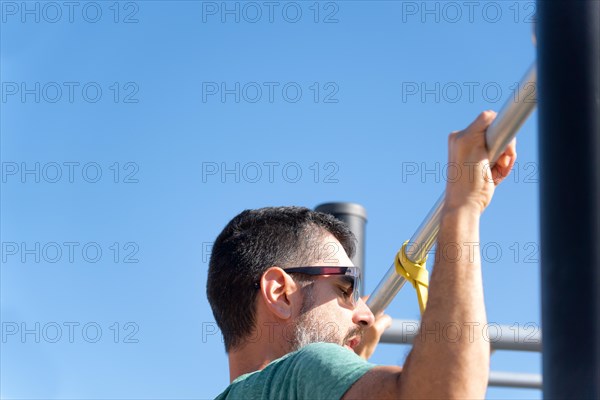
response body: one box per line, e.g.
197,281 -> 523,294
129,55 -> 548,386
367,63 -> 538,315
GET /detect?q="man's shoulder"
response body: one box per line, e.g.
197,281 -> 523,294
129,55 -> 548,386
215,343 -> 375,399
265,342 -> 367,374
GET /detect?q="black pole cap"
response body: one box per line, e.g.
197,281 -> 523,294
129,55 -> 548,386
314,202 -> 367,221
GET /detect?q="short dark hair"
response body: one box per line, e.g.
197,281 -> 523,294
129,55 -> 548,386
206,206 -> 356,352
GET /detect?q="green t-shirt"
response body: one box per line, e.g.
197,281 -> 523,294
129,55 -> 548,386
215,342 -> 376,399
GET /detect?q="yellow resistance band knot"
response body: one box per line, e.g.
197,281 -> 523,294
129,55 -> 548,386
394,241 -> 429,314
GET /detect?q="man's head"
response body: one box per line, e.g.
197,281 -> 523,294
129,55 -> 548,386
207,206 -> 374,353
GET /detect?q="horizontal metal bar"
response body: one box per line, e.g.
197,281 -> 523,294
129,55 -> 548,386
488,371 -> 542,389
380,319 -> 542,352
367,63 -> 538,315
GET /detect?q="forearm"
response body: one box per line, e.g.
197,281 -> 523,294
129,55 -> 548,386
399,206 -> 489,399
345,112 -> 516,400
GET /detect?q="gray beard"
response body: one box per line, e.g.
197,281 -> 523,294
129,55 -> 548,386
289,308 -> 333,351
287,287 -> 362,352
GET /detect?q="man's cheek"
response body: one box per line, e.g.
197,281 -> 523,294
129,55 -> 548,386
322,320 -> 343,343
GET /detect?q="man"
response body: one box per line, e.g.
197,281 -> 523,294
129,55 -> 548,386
207,111 -> 517,399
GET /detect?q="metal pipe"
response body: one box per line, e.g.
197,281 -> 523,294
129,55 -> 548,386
380,319 -> 542,352
488,371 -> 542,389
367,63 -> 538,315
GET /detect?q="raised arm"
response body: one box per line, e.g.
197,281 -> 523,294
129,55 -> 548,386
344,111 -> 517,399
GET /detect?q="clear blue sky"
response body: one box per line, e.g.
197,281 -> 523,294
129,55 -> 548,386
1,1 -> 540,399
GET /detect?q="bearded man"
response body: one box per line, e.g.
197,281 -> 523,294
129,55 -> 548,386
208,111 -> 517,399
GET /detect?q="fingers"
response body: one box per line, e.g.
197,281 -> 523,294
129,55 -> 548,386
463,110 -> 497,136
375,313 -> 392,331
450,111 -> 497,154
367,313 -> 392,339
492,138 -> 518,185
506,137 -> 517,157
461,112 -> 517,186
354,312 -> 392,360
498,138 -> 517,165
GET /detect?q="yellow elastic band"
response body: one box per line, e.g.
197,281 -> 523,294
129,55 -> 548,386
394,241 -> 429,314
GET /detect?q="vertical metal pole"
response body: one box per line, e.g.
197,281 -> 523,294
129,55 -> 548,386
538,0 -> 600,398
315,203 -> 367,295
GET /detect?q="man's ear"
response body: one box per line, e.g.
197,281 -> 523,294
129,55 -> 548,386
259,267 -> 298,320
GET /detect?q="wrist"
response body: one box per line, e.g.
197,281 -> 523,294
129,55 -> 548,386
441,202 -> 482,221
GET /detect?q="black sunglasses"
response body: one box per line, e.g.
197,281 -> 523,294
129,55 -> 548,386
282,266 -> 361,306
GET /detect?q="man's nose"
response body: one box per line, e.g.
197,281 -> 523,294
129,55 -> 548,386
352,298 -> 375,328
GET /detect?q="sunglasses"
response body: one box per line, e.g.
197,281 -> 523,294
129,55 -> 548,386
282,266 -> 361,307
